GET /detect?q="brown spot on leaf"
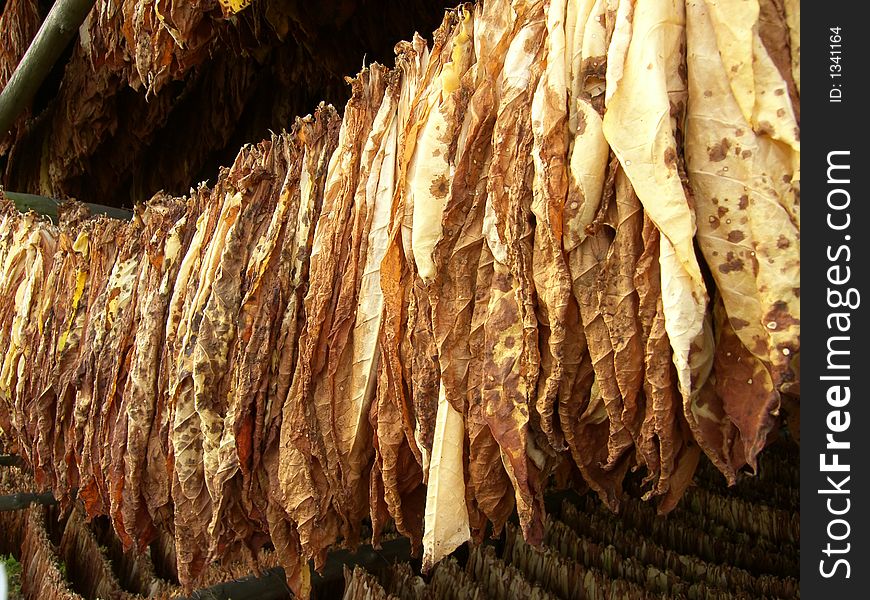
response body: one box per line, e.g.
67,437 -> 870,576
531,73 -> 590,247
718,252 -> 744,274
764,301 -> 799,330
776,108 -> 786,118
735,128 -> 745,137
777,235 -> 790,249
730,318 -> 750,330
717,206 -> 728,217
708,138 -> 731,162
664,147 -> 677,168
738,195 -> 749,209
757,121 -> 774,136
709,216 -> 720,230
430,174 -> 450,199
775,88 -> 785,96
742,149 -> 752,159
577,110 -> 587,136
749,253 -> 759,275
727,230 -> 745,243
704,90 -> 713,97
504,337 -> 515,349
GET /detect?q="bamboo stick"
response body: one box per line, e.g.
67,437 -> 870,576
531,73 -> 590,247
0,0 -> 98,135
4,190 -> 133,222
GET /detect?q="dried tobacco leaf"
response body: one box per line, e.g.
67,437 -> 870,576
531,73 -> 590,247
602,0 -> 714,481
530,0 -> 575,454
419,11 -> 478,567
686,0 -> 798,468
121,197 -> 190,550
783,0 -> 800,95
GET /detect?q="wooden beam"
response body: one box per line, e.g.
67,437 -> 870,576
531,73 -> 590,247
0,492 -> 56,512
0,0 -> 98,135
4,190 -> 133,222
179,567 -> 291,600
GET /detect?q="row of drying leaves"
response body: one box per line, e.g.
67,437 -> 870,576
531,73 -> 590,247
0,0 -> 797,597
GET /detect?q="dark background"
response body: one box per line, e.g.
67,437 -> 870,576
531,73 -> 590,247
0,0 -> 455,208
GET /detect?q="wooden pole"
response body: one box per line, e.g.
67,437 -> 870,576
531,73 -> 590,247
0,492 -> 56,511
0,0 -> 98,135
4,190 -> 133,222
179,567 -> 292,600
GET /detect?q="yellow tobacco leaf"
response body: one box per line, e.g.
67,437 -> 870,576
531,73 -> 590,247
422,386 -> 471,570
217,0 -> 253,17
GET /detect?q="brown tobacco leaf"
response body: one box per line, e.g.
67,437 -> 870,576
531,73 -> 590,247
481,1 -> 547,547
467,244 -> 516,540
280,69 -> 384,566
72,218 -> 133,520
28,226 -> 73,494
415,11 -> 479,568
562,0 -> 627,497
94,217 -> 148,544
428,37 -> 514,541
36,208 -> 92,505
17,223 -> 62,480
401,13 -> 465,487
68,219 -> 123,507
634,216 -> 683,501
374,33 -> 442,553
568,219 -> 632,511
568,156 -> 633,482
261,110 -> 339,600
597,169 -> 645,463
2,219 -> 56,482
223,135 -> 301,546
73,218 -> 127,519
201,143 -> 285,561
0,0 -> 40,84
758,0 -> 800,122
329,67 -> 399,546
404,278 -> 439,480
530,0 -> 574,454
603,0 -> 715,481
317,67 -> 389,547
712,299 -> 779,475
371,354 -> 426,552
782,0 -> 800,96
121,196 -> 191,551
368,400 -> 392,548
0,0 -> 41,152
144,193 -> 211,531
169,183 -> 234,587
